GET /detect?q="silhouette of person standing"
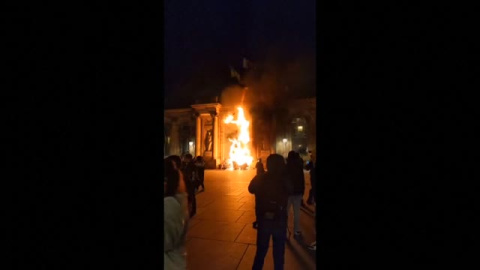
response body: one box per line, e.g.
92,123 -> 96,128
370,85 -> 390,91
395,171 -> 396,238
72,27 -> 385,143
256,159 -> 265,175
248,154 -> 293,270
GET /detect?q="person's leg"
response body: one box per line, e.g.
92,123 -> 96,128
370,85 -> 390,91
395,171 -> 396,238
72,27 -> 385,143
252,220 -> 271,270
287,196 -> 293,218
271,222 -> 287,270
309,202 -> 316,250
293,195 -> 302,233
190,195 -> 197,217
307,188 -> 313,204
287,196 -> 295,234
187,196 -> 193,216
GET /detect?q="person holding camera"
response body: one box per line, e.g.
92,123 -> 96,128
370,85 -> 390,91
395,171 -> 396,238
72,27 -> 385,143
248,154 -> 293,270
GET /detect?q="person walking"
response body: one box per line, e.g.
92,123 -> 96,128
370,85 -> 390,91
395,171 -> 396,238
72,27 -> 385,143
305,154 -> 316,205
306,159 -> 317,251
255,158 -> 265,175
248,154 -> 293,270
194,156 -> 205,191
181,154 -> 197,218
294,152 -> 308,208
164,158 -> 189,270
286,151 -> 305,237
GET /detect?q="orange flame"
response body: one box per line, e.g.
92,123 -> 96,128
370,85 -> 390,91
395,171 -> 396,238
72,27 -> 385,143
224,107 -> 254,169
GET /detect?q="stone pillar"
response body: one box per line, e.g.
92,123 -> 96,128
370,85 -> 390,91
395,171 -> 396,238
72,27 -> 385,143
170,118 -> 180,155
195,114 -> 201,157
212,111 -> 219,167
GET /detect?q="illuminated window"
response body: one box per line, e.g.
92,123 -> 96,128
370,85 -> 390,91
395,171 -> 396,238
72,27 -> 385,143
297,126 -> 303,132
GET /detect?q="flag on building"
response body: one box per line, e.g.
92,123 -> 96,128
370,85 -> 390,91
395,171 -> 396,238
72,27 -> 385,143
230,65 -> 241,82
243,57 -> 251,69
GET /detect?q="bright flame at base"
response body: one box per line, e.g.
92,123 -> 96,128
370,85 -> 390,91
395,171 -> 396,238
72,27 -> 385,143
224,107 -> 254,169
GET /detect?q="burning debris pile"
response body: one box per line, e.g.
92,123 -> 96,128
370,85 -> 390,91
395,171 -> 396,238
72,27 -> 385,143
224,107 -> 254,170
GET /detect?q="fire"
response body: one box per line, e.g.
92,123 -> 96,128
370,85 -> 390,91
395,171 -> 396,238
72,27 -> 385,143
224,107 -> 254,169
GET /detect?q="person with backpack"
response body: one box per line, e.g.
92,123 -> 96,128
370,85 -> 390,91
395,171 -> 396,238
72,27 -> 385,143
164,158 -> 189,269
248,154 -> 293,270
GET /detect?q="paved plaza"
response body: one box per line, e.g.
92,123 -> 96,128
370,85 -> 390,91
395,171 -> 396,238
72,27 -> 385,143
186,169 -> 317,270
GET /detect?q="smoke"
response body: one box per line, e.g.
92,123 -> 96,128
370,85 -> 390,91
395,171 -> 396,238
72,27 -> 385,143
219,51 -> 315,156
220,51 -> 316,123
220,85 -> 246,108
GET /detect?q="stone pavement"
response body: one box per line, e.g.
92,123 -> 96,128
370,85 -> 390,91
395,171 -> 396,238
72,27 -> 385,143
186,169 -> 317,270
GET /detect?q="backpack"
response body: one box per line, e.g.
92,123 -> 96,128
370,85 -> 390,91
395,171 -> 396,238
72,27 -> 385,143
256,174 -> 289,221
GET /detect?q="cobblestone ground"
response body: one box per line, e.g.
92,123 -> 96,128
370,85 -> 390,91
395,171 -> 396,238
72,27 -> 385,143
186,169 -> 316,270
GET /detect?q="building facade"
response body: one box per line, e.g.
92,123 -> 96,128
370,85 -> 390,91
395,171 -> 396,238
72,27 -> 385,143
164,97 -> 316,169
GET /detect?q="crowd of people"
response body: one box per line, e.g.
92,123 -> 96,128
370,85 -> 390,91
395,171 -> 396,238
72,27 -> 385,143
164,151 -> 316,269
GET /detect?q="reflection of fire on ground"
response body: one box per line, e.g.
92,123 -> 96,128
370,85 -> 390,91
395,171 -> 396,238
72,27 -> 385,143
224,107 -> 254,170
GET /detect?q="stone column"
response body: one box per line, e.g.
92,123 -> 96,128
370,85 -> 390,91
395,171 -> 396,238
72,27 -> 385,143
195,113 -> 201,156
212,111 -> 219,166
170,118 -> 180,155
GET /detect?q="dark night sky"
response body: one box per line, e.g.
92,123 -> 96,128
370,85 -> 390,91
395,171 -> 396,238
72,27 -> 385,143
164,0 -> 316,106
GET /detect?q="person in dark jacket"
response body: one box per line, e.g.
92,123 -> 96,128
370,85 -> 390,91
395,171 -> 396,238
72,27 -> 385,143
181,154 -> 197,218
286,151 -> 305,236
255,158 -> 265,175
252,159 -> 265,229
295,152 -> 308,208
194,156 -> 205,191
248,154 -> 293,270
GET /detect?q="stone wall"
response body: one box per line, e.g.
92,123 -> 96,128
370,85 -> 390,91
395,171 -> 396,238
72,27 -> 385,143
164,108 -> 196,156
